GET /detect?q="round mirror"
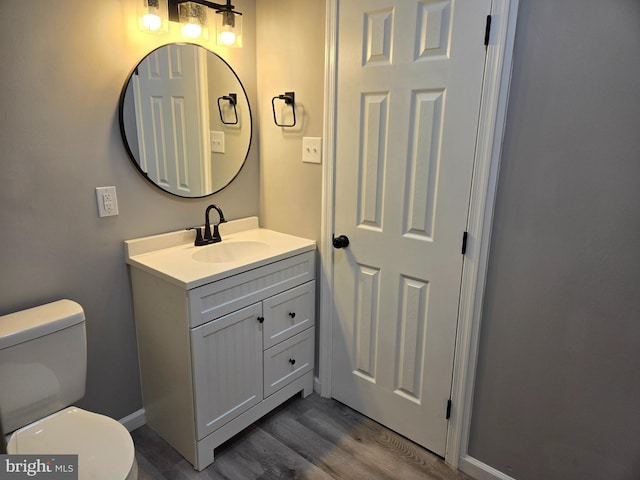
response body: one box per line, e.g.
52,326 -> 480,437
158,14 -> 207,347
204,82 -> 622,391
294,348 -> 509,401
119,43 -> 252,198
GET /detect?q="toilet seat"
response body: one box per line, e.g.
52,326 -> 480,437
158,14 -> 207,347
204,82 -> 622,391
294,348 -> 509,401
7,407 -> 137,480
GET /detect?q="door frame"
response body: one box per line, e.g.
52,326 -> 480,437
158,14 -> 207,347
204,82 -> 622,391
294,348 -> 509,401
318,0 -> 520,469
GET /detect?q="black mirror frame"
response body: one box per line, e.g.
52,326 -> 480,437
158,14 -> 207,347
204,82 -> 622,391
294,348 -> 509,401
118,43 -> 252,199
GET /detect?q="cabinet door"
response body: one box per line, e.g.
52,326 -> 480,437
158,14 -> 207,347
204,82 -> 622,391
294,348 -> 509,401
263,281 -> 315,349
191,303 -> 263,440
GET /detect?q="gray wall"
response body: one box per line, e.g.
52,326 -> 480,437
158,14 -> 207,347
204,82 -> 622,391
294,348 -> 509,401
0,0 -> 259,420
256,0 -> 326,373
256,0 -> 325,242
469,1 -> 640,479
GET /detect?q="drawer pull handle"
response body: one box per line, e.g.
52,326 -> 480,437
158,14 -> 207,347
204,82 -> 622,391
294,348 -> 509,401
288,312 -> 296,319
289,358 -> 296,365
257,316 -> 265,324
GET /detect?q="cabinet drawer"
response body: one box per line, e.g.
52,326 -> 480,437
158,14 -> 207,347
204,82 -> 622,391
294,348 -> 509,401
263,328 -> 314,398
263,281 -> 315,349
189,251 -> 315,328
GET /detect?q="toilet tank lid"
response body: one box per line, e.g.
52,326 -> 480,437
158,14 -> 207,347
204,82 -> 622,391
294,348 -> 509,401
0,300 -> 85,350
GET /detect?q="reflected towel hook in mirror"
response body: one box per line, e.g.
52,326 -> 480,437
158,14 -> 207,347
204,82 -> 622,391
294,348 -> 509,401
217,93 -> 238,125
272,91 -> 296,127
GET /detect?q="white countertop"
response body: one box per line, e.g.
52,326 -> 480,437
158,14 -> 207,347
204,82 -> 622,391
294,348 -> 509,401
125,217 -> 316,289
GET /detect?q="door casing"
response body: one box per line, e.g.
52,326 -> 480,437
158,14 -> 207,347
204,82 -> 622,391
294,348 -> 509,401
318,0 -> 521,470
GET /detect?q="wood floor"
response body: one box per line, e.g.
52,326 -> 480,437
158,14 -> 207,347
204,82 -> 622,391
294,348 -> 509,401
131,393 -> 474,480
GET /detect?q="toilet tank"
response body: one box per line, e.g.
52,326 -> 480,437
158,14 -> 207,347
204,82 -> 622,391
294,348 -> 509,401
0,299 -> 87,433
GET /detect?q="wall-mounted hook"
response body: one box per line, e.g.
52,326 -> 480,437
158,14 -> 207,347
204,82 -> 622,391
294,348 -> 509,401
217,93 -> 238,125
272,91 -> 296,127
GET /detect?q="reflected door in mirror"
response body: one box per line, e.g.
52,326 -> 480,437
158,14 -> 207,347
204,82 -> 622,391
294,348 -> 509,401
133,44 -> 210,197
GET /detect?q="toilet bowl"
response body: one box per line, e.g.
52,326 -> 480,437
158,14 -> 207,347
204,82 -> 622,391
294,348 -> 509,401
7,407 -> 137,480
0,300 -> 138,480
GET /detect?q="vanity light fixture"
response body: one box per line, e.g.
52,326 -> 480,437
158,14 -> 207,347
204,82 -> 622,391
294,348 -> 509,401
215,5 -> 242,47
178,1 -> 209,40
138,0 -> 169,33
138,0 -> 242,47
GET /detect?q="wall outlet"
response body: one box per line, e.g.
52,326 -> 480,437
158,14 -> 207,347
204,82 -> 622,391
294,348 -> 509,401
210,131 -> 225,153
96,186 -> 119,217
302,137 -> 322,164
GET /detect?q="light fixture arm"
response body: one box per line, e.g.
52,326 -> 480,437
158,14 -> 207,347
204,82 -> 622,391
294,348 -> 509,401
167,0 -> 241,22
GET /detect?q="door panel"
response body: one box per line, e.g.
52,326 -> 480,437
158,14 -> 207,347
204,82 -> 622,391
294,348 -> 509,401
331,0 -> 490,456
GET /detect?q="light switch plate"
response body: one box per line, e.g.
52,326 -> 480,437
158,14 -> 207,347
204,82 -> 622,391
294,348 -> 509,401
210,131 -> 225,153
302,137 -> 322,164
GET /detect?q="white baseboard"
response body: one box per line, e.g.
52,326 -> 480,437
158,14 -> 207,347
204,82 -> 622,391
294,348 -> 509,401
118,408 -> 147,432
459,455 -> 516,480
313,375 -> 321,394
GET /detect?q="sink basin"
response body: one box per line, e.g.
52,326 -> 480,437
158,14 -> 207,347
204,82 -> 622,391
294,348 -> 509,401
125,217 -> 316,289
191,240 -> 270,264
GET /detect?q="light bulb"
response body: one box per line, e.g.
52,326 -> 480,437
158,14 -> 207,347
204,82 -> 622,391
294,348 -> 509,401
183,22 -> 202,39
220,30 -> 236,46
142,13 -> 162,31
216,10 -> 242,48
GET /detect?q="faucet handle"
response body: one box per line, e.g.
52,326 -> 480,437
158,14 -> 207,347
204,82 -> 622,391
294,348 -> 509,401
212,224 -> 222,243
187,226 -> 205,246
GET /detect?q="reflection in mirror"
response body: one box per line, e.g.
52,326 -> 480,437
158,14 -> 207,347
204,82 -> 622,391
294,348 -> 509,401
120,43 -> 251,198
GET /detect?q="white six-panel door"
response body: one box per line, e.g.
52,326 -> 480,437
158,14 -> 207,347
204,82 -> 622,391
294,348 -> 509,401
133,44 -> 210,197
331,0 -> 491,456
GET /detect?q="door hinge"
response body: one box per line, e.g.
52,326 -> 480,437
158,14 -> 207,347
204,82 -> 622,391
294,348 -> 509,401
446,399 -> 452,420
484,15 -> 492,46
461,231 -> 468,255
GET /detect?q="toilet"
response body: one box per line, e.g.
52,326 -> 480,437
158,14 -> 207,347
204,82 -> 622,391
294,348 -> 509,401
0,300 -> 137,480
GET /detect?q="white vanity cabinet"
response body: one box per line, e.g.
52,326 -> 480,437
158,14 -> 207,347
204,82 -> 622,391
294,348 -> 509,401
189,278 -> 315,443
126,221 -> 316,471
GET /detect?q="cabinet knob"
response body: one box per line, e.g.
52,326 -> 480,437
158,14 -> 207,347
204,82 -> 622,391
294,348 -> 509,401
289,358 -> 296,365
257,316 -> 264,324
288,312 -> 296,319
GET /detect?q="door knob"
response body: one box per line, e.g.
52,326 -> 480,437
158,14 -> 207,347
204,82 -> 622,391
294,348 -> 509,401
332,234 -> 350,249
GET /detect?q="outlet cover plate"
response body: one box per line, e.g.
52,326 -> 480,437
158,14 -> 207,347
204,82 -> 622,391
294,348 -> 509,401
96,186 -> 119,217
